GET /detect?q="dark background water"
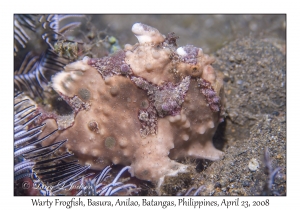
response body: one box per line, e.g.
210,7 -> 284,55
90,14 -> 285,54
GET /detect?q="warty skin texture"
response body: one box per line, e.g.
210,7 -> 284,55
39,23 -> 225,190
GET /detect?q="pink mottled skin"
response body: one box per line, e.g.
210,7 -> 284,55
39,23 -> 225,191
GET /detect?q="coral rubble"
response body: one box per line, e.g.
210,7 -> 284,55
39,23 -> 225,190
